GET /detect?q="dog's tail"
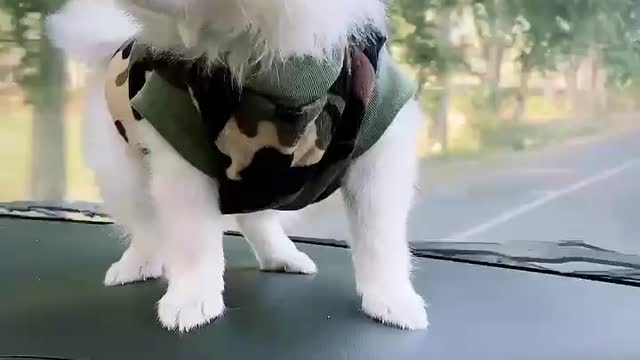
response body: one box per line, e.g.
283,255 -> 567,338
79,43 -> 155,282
46,0 -> 139,62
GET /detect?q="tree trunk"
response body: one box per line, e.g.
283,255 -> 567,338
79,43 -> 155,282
515,64 -> 530,122
589,56 -> 608,116
30,19 -> 66,201
564,60 -> 579,115
588,51 -> 599,117
413,68 -> 431,154
436,75 -> 451,152
414,68 -> 426,100
480,0 -> 505,112
485,40 -> 504,111
435,5 -> 453,152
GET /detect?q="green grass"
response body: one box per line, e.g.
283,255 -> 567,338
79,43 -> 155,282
0,107 -> 32,201
438,115 -> 627,163
65,108 -> 101,203
418,88 -> 624,161
0,92 -> 101,203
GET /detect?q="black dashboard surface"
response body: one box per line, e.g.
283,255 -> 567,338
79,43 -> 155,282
1,218 -> 638,359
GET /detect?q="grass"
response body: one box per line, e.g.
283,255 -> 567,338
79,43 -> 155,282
64,92 -> 101,202
431,114 -> 632,164
0,90 -> 101,203
0,106 -> 32,201
419,90 -> 637,162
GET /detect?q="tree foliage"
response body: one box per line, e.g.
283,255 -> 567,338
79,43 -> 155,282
0,0 -> 68,200
390,0 -> 640,91
1,0 -> 67,103
389,0 -> 465,83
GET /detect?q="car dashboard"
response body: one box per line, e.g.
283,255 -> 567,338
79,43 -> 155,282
1,217 -> 638,359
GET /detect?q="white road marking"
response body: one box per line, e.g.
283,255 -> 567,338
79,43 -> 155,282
446,158 -> 640,240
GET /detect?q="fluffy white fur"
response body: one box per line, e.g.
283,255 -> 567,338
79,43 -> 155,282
47,0 -> 427,333
119,0 -> 386,78
46,0 -> 140,61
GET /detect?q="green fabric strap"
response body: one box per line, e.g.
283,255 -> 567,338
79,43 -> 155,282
247,50 -> 344,107
131,72 -> 219,177
355,49 -> 415,157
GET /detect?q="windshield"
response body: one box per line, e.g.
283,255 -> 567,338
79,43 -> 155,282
3,0 -> 640,283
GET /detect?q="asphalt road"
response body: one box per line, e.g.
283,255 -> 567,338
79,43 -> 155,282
281,125 -> 640,256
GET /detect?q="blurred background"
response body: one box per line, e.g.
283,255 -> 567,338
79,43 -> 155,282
2,0 -> 640,254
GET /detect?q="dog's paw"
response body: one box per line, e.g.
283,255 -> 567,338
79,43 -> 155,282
157,285 -> 225,333
260,250 -> 318,274
360,284 -> 428,330
104,251 -> 163,286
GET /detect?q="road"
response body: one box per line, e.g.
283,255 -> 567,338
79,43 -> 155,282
281,125 -> 640,255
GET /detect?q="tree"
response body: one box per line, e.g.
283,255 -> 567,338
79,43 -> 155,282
512,1 -> 572,121
596,1 -> 640,91
389,0 -> 464,151
472,0 -> 640,119
469,0 -> 523,111
551,0 -> 640,115
1,0 -> 68,201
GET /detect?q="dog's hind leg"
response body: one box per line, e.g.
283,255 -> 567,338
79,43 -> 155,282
84,78 -> 163,286
99,155 -> 164,287
236,211 -> 317,274
342,100 -> 428,330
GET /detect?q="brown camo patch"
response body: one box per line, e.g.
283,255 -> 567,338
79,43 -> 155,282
114,120 -> 129,143
115,70 -> 128,87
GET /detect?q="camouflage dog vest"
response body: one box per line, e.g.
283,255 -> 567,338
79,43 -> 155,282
105,31 -> 415,214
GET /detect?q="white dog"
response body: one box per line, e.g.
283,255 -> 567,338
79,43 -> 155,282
47,0 -> 428,332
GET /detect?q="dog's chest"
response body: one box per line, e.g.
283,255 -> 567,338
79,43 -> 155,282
104,37 -> 413,214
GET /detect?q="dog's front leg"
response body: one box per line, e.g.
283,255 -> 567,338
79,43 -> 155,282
342,101 -> 428,330
143,124 -> 225,333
